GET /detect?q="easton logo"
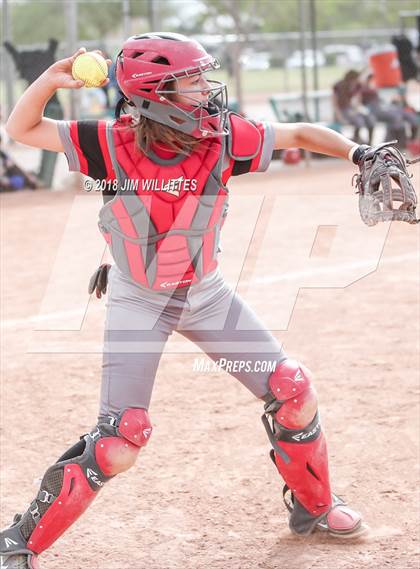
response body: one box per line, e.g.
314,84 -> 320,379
143,428 -> 152,438
1,555 -> 10,569
160,278 -> 192,289
294,370 -> 304,382
3,538 -> 18,549
132,72 -> 152,78
86,468 -> 104,487
291,421 -> 321,442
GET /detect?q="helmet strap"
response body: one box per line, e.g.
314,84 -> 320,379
114,97 -> 126,119
115,91 -> 135,119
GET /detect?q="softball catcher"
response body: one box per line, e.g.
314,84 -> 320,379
2,33 -> 418,569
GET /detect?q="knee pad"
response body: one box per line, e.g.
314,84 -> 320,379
262,359 -> 332,523
1,408 -> 152,557
262,359 -> 320,456
94,408 -> 152,476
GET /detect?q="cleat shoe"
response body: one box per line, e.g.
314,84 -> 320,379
283,486 -> 368,538
314,494 -> 369,539
1,515 -> 40,569
0,553 -> 40,569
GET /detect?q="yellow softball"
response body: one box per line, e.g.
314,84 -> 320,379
72,52 -> 108,88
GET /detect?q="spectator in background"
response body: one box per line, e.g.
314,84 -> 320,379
332,70 -> 375,145
0,136 -> 40,192
360,74 -> 418,148
0,107 -> 40,191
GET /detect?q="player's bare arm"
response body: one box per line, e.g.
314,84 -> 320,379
5,48 -> 110,153
272,122 -> 356,159
272,122 -> 418,224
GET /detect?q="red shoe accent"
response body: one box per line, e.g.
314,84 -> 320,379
30,554 -> 41,569
316,496 -> 368,538
326,504 -> 362,532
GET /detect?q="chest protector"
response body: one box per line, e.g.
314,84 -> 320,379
98,113 -> 261,290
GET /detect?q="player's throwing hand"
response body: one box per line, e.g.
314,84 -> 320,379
43,47 -> 111,90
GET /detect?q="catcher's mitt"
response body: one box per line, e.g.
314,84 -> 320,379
353,141 -> 419,226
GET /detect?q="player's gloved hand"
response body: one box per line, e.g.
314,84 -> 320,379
352,141 -> 419,225
88,263 -> 111,299
351,144 -> 371,165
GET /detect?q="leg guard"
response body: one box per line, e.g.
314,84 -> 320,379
262,360 -> 364,536
262,359 -> 332,533
0,408 -> 152,559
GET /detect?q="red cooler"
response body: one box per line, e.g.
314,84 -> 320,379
369,47 -> 402,87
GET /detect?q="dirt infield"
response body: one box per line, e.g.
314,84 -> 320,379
1,159 -> 419,569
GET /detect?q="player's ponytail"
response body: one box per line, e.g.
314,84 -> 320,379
133,116 -> 201,157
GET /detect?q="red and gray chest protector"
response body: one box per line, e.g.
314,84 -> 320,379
98,113 -> 262,290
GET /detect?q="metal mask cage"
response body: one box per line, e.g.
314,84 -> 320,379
155,62 -> 229,137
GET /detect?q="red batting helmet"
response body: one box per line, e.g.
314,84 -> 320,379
115,32 -> 228,139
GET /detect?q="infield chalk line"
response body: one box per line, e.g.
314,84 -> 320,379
2,251 -> 419,330
250,251 -> 419,286
2,305 -> 102,330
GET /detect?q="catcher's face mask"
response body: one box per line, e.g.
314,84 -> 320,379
155,66 -> 229,138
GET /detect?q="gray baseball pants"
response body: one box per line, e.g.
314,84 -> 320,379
99,265 -> 286,418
